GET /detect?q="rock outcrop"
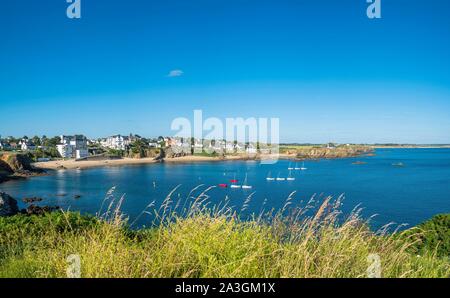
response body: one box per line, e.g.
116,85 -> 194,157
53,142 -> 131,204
0,153 -> 44,183
22,197 -> 44,203
0,192 -> 19,217
295,146 -> 373,160
0,160 -> 14,183
1,153 -> 35,173
22,204 -> 59,216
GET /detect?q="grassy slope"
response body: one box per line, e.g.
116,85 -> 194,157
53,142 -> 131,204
0,207 -> 448,278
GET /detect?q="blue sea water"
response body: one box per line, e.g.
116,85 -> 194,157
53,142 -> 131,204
1,149 -> 449,229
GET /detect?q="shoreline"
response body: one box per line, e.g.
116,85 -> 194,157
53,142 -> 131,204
31,152 -> 371,171
371,145 -> 450,149
33,157 -> 159,170
32,154 -> 300,171
32,155 -> 268,170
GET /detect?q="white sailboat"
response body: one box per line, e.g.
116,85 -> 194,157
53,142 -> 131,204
286,170 -> 295,181
266,171 -> 275,181
294,162 -> 301,170
276,172 -> 286,181
300,162 -> 307,171
287,162 -> 294,170
230,174 -> 241,188
242,174 -> 252,189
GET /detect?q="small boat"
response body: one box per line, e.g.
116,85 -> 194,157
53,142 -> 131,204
300,162 -> 307,171
286,170 -> 295,181
230,174 -> 241,188
276,172 -> 286,181
218,183 -> 228,188
287,162 -> 294,170
242,174 -> 252,189
392,162 -> 404,167
230,174 -> 239,184
266,171 -> 275,181
294,163 -> 301,170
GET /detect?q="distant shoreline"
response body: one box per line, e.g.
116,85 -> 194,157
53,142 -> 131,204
371,145 -> 450,149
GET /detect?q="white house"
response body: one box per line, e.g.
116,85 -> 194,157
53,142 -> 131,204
148,142 -> 161,148
76,149 -> 89,159
246,144 -> 258,154
100,135 -> 130,150
225,142 -> 245,153
193,139 -> 204,149
20,139 -> 36,151
57,135 -> 88,159
56,143 -> 74,158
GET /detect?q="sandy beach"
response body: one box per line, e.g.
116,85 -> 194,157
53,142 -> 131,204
32,153 -> 294,171
33,157 -> 159,170
32,155 -> 266,170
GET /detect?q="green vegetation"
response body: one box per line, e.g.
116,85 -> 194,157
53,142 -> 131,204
401,214 -> 450,258
107,148 -> 125,157
0,192 -> 448,278
193,151 -> 220,157
29,148 -> 61,161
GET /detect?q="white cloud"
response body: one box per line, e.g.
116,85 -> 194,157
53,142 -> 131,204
167,69 -> 184,77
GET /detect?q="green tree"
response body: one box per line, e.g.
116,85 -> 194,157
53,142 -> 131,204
190,137 -> 195,155
130,139 -> 149,157
44,136 -> 60,147
32,136 -> 41,146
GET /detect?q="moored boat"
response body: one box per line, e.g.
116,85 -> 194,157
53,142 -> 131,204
242,174 -> 252,189
286,170 -> 295,181
276,172 -> 286,181
300,162 -> 307,171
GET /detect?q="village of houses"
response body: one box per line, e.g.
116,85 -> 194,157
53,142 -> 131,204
0,134 -> 261,162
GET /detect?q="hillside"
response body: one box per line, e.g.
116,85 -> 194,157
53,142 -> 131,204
0,198 -> 448,278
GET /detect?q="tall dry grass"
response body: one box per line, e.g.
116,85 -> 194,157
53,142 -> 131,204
0,186 -> 448,278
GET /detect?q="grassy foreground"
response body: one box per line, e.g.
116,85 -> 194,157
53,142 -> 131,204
0,193 -> 449,278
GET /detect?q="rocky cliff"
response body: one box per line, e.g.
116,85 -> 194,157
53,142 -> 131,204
0,153 -> 44,183
295,146 -> 373,160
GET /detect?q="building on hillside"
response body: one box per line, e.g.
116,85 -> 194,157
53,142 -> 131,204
0,138 -> 8,150
100,135 -> 131,150
56,143 -> 74,158
246,143 -> 258,154
76,149 -> 89,159
57,135 -> 88,159
20,139 -> 36,151
148,141 -> 161,148
193,139 -> 204,149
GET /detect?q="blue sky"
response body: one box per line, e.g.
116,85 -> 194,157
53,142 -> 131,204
1,0 -> 450,143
